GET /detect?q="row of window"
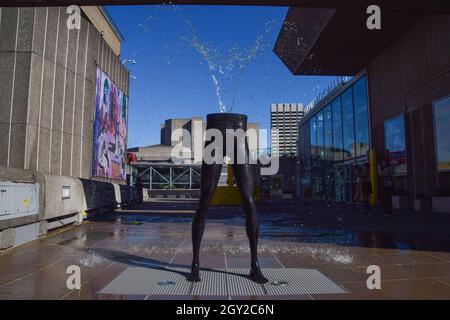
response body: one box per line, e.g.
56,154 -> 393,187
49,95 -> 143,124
379,95 -> 450,176
299,76 -> 369,166
298,76 -> 450,176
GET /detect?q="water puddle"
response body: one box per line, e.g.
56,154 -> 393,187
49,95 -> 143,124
89,210 -> 450,254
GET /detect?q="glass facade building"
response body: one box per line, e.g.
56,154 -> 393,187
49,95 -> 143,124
298,76 -> 370,202
433,96 -> 450,172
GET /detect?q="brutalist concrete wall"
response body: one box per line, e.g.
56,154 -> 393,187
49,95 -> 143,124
0,7 -> 129,181
0,7 -> 34,169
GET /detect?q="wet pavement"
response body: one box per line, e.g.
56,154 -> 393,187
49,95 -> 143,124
1,199 -> 450,300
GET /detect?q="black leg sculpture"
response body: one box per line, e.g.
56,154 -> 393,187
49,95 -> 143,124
188,113 -> 268,284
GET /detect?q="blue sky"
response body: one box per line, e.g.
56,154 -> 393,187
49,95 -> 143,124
105,5 -> 337,148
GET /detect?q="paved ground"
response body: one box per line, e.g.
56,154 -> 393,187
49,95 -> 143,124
1,199 -> 450,300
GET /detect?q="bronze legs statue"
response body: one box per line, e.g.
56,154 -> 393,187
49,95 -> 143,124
187,113 -> 268,284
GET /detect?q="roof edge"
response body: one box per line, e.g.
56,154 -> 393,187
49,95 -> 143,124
99,6 -> 125,43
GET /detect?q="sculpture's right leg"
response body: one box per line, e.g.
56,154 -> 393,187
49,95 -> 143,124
188,162 -> 223,282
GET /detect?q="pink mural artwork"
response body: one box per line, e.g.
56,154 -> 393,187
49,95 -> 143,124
92,67 -> 128,180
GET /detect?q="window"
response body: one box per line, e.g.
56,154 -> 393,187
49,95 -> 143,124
433,96 -> 450,172
324,105 -> 333,161
384,115 -> 407,176
310,116 -> 317,163
332,97 -> 343,161
342,87 -> 355,159
316,110 -> 325,160
353,76 -> 369,157
304,123 -> 310,168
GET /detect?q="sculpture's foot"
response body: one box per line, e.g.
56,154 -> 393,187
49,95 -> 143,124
187,263 -> 201,282
249,267 -> 269,284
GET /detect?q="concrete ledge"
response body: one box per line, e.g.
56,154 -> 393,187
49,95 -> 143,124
0,214 -> 40,234
0,228 -> 14,249
80,178 -> 117,211
1,165 -> 140,249
42,173 -> 85,220
432,196 -> 450,213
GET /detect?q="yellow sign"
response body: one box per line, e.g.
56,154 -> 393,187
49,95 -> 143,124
23,199 -> 28,208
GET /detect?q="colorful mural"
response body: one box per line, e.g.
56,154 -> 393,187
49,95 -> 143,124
92,67 -> 128,180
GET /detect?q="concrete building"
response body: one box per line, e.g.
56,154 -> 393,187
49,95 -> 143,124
130,117 -> 205,164
0,6 -> 129,183
130,117 -> 259,164
0,6 -> 137,250
275,3 -> 450,212
128,117 -> 260,192
270,103 -> 304,156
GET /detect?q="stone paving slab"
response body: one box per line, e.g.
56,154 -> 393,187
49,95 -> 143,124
2,200 -> 450,299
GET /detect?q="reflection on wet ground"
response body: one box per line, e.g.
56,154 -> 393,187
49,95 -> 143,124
91,201 -> 450,253
1,199 -> 450,300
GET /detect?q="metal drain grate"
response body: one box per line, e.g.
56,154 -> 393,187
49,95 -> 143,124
99,267 -> 191,296
226,268 -> 266,296
99,267 -> 347,296
190,268 -> 228,296
262,268 -> 347,295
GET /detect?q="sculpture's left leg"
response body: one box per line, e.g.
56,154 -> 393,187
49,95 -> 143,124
232,163 -> 269,284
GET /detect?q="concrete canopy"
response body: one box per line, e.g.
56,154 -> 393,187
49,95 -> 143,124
5,0 -> 450,12
273,7 -> 427,76
6,0 -> 450,76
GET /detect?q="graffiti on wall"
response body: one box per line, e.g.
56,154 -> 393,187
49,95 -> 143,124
92,67 -> 128,180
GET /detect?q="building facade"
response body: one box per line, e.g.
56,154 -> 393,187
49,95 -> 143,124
128,117 -> 260,191
275,5 -> 450,212
0,6 -> 129,184
297,76 -> 369,202
0,6 -> 138,249
271,103 -> 304,156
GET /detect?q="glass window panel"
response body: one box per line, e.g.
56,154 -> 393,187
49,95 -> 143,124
304,123 -> 311,168
342,87 -> 355,159
433,96 -> 450,172
316,111 -> 324,160
297,125 -> 304,159
353,76 -> 370,157
384,115 -> 407,176
332,97 -> 344,161
324,104 -> 333,161
310,116 -> 317,163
